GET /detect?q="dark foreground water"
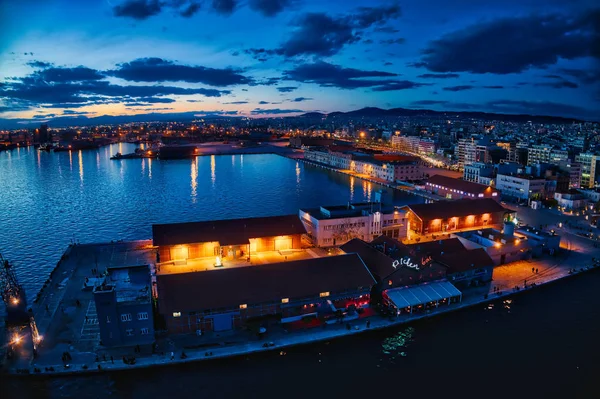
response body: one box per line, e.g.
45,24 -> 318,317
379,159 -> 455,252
4,271 -> 600,398
0,144 -> 420,303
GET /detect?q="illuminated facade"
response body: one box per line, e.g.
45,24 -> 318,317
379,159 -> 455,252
152,215 -> 306,265
299,202 -> 408,247
402,198 -> 511,235
425,174 -> 500,200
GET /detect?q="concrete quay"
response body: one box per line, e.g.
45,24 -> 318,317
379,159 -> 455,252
3,229 -> 598,377
287,155 -> 443,201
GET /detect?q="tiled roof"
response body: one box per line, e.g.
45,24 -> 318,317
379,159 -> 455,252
152,215 -> 306,246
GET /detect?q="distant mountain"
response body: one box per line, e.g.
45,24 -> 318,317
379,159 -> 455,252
299,106 -> 586,124
1,105 -> 591,130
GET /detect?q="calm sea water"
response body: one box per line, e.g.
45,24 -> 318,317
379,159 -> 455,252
0,143 -> 419,302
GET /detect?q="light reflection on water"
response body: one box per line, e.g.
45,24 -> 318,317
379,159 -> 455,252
0,144 -> 421,303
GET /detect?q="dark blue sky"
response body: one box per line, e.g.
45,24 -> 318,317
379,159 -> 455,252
0,0 -> 599,124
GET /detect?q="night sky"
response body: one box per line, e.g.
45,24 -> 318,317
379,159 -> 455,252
0,0 -> 599,124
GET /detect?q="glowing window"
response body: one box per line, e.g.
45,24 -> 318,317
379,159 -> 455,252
281,298 -> 289,304
320,292 -> 330,298
173,312 -> 181,318
239,304 -> 247,309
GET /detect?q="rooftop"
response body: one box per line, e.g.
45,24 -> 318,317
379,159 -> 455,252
402,198 -> 510,221
339,238 -> 396,281
152,214 -> 307,246
436,248 -> 495,273
405,238 -> 467,256
156,253 -> 376,312
95,264 -> 152,303
301,202 -> 405,220
426,174 -> 498,195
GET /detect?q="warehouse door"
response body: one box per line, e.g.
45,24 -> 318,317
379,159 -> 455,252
275,237 -> 292,251
170,246 -> 188,261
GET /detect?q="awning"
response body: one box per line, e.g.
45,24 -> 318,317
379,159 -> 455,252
385,281 -> 462,309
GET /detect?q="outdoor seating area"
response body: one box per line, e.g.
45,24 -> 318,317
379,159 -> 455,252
382,281 -> 462,315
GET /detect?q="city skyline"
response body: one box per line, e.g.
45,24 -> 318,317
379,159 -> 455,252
1,0 -> 599,126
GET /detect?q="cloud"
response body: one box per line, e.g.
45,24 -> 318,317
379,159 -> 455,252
372,81 -> 430,91
417,73 -> 459,79
258,100 -> 270,104
534,77 -> 579,89
107,58 -> 253,86
195,110 -> 239,116
223,101 -> 249,104
558,68 -> 600,84
284,61 -> 396,88
128,96 -> 177,103
380,38 -> 405,45
112,0 -> 201,20
0,67 -> 230,111
251,108 -> 304,114
284,61 -> 426,91
33,113 -> 55,119
211,0 -> 237,15
248,0 -> 291,17
276,3 -> 402,57
276,86 -> 298,92
374,26 -> 399,34
418,10 -> 600,74
291,97 -> 312,102
485,99 -> 595,118
180,2 -> 201,17
27,60 -> 53,69
62,110 -> 92,115
352,3 -> 401,27
187,99 -> 203,102
113,0 -> 162,20
33,66 -> 105,82
411,100 -> 448,106
384,62 -> 393,66
443,85 -> 475,91
482,85 -> 505,89
277,13 -> 358,57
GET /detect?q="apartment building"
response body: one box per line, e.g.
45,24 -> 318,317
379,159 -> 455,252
496,173 -> 546,201
574,153 -> 598,188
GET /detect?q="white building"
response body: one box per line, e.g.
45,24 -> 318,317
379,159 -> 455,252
554,191 -> 589,211
305,148 -> 424,183
463,162 -> 494,184
299,202 -> 408,247
579,188 -> 600,203
496,173 -> 546,201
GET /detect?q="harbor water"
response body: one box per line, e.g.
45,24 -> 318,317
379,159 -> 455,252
0,143 -> 420,303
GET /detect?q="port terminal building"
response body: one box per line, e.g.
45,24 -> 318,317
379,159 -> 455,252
341,235 -> 494,292
401,198 -> 513,235
299,201 -> 408,247
155,254 -> 375,334
152,215 -> 306,266
424,174 -> 500,201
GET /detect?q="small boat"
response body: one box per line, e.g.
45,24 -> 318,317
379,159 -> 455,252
38,143 -> 54,152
